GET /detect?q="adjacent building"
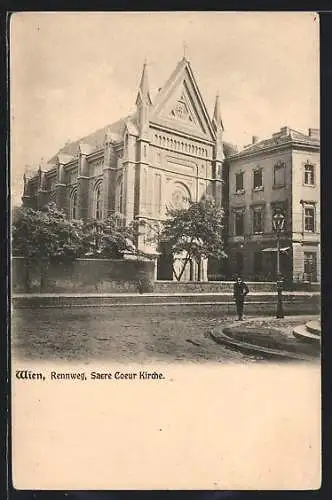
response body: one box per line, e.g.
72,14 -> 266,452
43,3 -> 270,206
226,127 -> 320,283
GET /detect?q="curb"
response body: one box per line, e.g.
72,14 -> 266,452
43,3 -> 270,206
12,291 -> 321,298
12,300 -> 317,310
293,324 -> 321,343
11,293 -> 321,311
210,324 -> 319,362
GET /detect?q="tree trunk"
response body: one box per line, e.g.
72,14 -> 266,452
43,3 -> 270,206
175,255 -> 191,282
40,261 -> 49,292
172,264 -> 181,281
24,261 -> 31,292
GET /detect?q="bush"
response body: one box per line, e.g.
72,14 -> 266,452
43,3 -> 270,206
136,277 -> 154,294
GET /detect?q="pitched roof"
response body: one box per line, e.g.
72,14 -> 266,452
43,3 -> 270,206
47,114 -> 137,166
230,127 -> 319,159
150,57 -> 216,141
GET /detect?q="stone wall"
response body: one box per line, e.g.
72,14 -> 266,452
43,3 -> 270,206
153,280 -> 277,293
12,257 -> 155,294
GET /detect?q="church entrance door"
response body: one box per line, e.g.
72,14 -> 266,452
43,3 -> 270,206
157,243 -> 173,280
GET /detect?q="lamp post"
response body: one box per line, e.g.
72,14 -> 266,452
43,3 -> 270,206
272,210 -> 285,318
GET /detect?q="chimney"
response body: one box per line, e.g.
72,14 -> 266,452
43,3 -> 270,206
308,128 -> 319,139
252,135 -> 259,144
280,126 -> 289,136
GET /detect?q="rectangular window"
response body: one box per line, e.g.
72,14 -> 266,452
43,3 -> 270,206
253,208 -> 263,233
253,168 -> 263,189
304,164 -> 315,185
304,207 -> 315,232
235,212 -> 244,236
304,252 -> 317,281
274,162 -> 286,186
236,252 -> 244,274
254,251 -> 263,275
235,172 -> 244,192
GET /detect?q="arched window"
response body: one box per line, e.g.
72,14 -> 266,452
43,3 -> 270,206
116,176 -> 124,214
70,189 -> 78,219
94,182 -> 103,220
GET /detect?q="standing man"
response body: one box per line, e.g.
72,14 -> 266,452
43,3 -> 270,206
233,276 -> 249,320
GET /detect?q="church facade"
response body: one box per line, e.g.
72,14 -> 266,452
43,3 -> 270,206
22,57 -> 231,280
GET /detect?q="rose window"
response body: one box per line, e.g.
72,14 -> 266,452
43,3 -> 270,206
169,184 -> 190,210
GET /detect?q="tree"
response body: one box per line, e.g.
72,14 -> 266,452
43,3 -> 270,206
12,202 -> 85,261
158,199 -> 227,281
129,218 -> 163,260
12,203 -> 84,290
80,213 -> 137,258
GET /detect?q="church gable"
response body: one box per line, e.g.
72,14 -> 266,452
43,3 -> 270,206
150,59 -> 215,142
168,82 -> 198,127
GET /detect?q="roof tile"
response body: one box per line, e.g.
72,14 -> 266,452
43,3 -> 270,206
231,127 -> 319,159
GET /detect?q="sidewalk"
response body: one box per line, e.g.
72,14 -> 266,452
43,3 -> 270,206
12,291 -> 320,298
12,292 -> 320,315
210,315 -> 321,361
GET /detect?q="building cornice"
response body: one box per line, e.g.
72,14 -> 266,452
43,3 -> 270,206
140,161 -> 224,184
152,144 -> 213,162
86,149 -> 105,161
45,167 -> 57,177
64,162 -> 79,173
150,122 -> 215,147
62,159 -> 78,169
229,140 -> 319,162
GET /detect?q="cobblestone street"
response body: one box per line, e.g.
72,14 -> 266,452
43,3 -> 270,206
12,305 -> 262,363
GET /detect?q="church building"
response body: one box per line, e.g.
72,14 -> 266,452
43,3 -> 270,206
22,56 -> 235,280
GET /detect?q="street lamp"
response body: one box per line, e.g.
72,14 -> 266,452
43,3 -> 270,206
272,209 -> 285,319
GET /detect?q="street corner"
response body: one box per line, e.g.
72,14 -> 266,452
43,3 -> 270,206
210,316 -> 321,362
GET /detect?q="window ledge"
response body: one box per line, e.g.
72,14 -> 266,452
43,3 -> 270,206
273,184 -> 286,190
253,186 -> 264,192
253,232 -> 264,235
235,189 -> 245,195
303,183 -> 316,188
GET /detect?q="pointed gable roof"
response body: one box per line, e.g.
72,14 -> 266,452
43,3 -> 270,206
56,153 -> 76,165
150,57 -> 216,142
136,61 -> 152,106
44,58 -> 221,171
78,143 -> 95,156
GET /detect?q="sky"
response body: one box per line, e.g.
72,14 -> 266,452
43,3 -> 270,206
10,11 -> 319,206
